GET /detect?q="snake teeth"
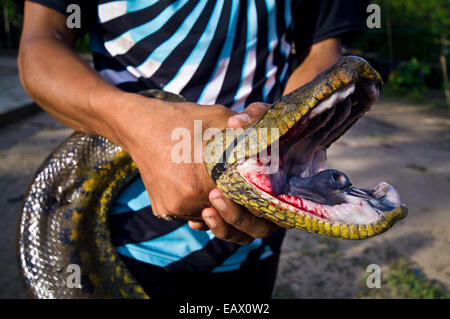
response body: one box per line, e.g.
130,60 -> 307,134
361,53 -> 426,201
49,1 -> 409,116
215,56 -> 408,239
310,84 -> 355,118
207,56 -> 406,239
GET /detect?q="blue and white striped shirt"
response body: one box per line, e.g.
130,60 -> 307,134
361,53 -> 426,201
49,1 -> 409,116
31,0 -> 365,273
95,0 -> 295,271
92,0 -> 295,111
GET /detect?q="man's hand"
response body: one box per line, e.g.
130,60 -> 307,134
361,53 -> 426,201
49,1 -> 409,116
188,103 -> 281,245
116,96 -> 280,245
115,96 -> 228,220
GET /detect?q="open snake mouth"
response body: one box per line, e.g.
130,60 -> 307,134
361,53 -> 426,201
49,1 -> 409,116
238,76 -> 401,226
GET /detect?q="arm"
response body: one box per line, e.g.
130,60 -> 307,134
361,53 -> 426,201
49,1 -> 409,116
19,1 -> 277,245
283,37 -> 342,95
18,2 -> 170,149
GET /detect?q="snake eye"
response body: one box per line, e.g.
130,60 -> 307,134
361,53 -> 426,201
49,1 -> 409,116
310,169 -> 350,191
329,170 -> 350,189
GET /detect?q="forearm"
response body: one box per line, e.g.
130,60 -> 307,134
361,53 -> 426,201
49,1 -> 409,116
283,37 -> 342,95
18,2 -> 178,150
19,37 -> 103,130
19,35 -> 138,147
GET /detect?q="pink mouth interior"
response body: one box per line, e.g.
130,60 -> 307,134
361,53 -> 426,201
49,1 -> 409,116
238,80 -> 401,225
243,166 -> 329,219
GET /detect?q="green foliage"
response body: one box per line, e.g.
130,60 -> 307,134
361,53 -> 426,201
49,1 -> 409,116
74,33 -> 91,54
359,259 -> 450,299
3,0 -> 23,26
386,58 -> 430,95
1,0 -> 24,48
353,0 -> 449,63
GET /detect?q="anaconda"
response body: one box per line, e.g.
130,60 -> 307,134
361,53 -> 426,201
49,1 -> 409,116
18,56 -> 407,298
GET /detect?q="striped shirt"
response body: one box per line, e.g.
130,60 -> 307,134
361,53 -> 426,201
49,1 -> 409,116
92,0 -> 296,112
97,0 -> 295,271
31,0 -> 365,274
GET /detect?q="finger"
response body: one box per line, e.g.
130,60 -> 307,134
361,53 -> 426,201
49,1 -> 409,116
209,188 -> 278,238
188,220 -> 209,231
202,208 -> 254,245
227,113 -> 250,128
227,102 -> 270,128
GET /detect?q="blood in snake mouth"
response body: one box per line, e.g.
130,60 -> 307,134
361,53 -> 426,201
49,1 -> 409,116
239,79 -> 401,225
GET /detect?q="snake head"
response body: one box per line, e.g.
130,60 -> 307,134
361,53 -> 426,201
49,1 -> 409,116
204,56 -> 407,240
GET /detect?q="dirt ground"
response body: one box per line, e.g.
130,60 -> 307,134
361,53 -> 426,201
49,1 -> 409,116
0,97 -> 449,298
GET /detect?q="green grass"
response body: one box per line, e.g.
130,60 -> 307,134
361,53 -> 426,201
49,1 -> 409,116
359,259 -> 450,299
272,283 -> 297,299
74,33 -> 91,54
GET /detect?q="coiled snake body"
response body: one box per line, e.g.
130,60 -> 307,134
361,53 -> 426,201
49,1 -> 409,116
18,56 -> 407,298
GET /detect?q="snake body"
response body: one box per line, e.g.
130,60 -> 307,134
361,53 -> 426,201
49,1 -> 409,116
18,56 -> 407,298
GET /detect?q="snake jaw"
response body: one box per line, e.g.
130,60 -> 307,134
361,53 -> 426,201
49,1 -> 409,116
206,56 -> 407,239
238,78 -> 405,228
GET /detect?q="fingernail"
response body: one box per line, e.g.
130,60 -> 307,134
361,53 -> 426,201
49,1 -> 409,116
211,197 -> 227,211
204,215 -> 217,229
233,113 -> 250,123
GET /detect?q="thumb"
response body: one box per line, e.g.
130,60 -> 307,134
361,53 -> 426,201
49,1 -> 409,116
227,102 -> 270,129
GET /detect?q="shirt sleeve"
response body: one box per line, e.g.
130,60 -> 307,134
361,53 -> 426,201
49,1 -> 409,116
293,0 -> 369,52
26,0 -> 95,36
27,0 -> 85,16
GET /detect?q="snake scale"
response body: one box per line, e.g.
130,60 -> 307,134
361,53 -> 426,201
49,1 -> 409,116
18,56 -> 407,298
